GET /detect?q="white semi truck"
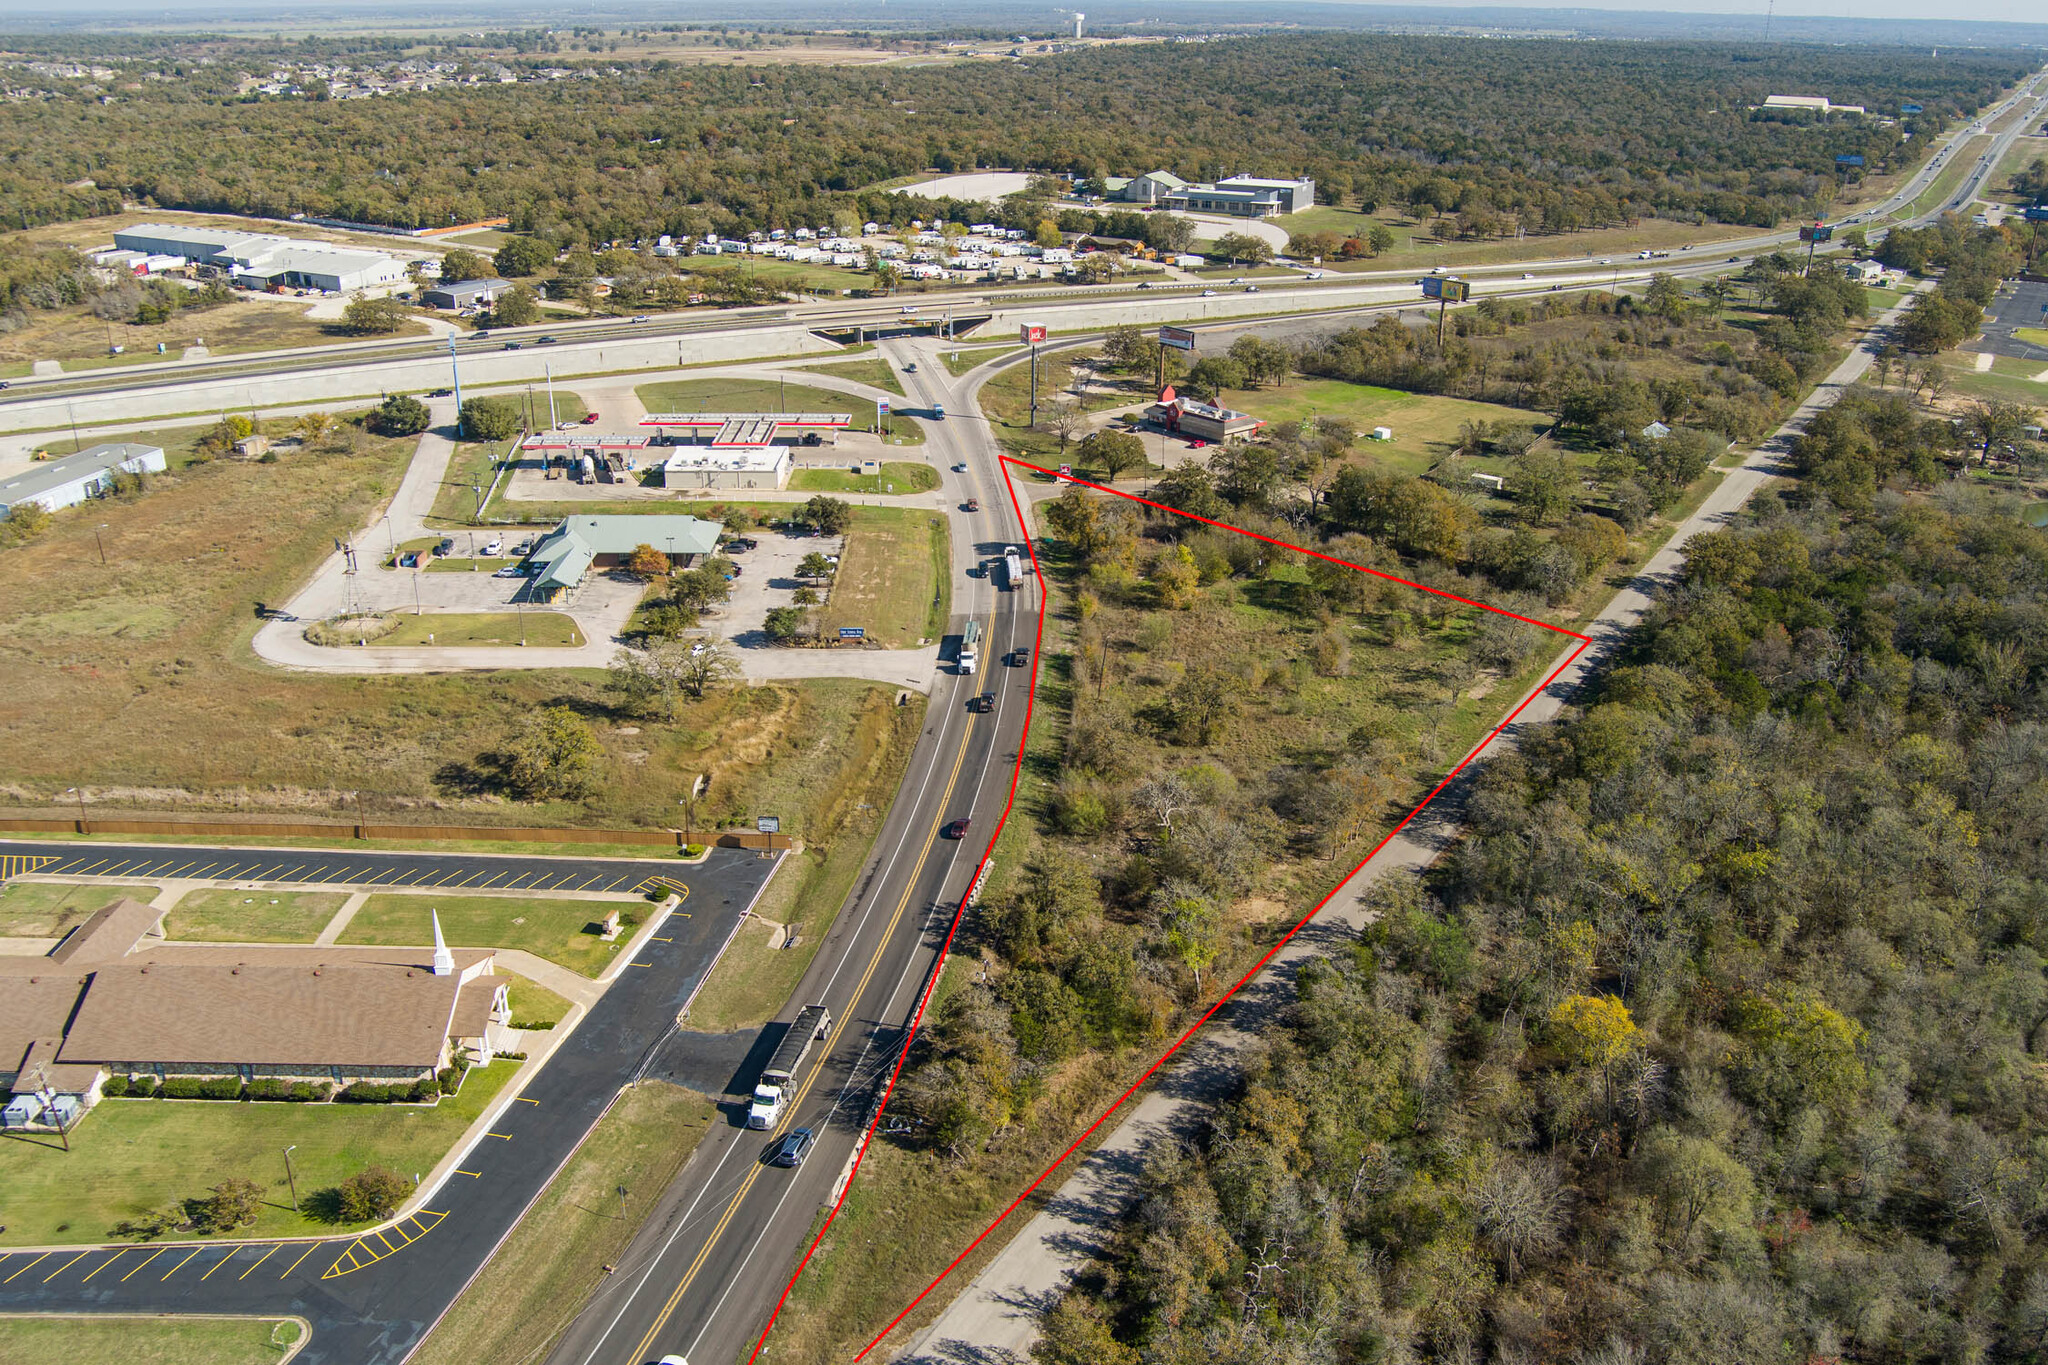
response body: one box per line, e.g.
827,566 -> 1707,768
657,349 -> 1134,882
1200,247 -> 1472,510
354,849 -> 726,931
748,1003 -> 831,1130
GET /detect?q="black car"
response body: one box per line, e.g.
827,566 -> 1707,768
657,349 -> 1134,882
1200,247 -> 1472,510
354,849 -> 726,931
503,341 -> 522,350
1009,648 -> 1031,668
537,334 -> 559,345
434,537 -> 455,556
970,692 -> 995,713
429,387 -> 453,398
769,1127 -> 815,1168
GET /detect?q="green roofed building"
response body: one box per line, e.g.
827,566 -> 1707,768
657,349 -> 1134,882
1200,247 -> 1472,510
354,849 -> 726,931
528,514 -> 722,599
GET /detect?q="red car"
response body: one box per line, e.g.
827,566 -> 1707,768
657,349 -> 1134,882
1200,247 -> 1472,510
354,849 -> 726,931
582,411 -> 600,424
965,497 -> 981,512
1188,439 -> 1208,449
945,818 -> 972,839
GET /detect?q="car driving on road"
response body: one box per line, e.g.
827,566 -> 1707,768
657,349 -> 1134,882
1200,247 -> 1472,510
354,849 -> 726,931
769,1127 -> 815,1168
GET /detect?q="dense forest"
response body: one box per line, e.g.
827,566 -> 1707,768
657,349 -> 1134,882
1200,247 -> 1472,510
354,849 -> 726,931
1040,461 -> 2048,1364
0,34 -> 2025,243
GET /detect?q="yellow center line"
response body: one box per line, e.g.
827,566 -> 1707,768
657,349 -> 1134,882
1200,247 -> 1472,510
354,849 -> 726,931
278,1243 -> 322,1279
627,701 -> 980,1363
80,1251 -> 126,1283
4,1254 -> 50,1284
42,1250 -> 92,1282
121,1249 -> 166,1281
199,1248 -> 238,1280
238,1245 -> 279,1280
161,1246 -> 205,1279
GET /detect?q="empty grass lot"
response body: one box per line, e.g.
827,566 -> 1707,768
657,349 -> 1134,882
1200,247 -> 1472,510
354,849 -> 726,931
816,506 -> 950,646
164,888 -> 348,942
1222,379 -> 1554,480
342,894 -> 642,977
0,881 -> 160,937
375,612 -> 584,647
795,356 -> 907,395
0,1315 -> 300,1363
503,972 -> 574,1029
0,297 -> 429,372
790,460 -> 940,494
407,1082 -> 715,1365
0,1062 -> 514,1246
634,376 -> 919,443
941,344 -> 1020,376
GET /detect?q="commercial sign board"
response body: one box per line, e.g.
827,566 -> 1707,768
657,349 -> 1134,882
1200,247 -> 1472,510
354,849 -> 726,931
756,816 -> 781,834
1019,323 -> 1048,344
877,400 -> 889,417
1423,277 -> 1471,302
1799,223 -> 1835,243
1835,154 -> 1865,166
1158,325 -> 1198,351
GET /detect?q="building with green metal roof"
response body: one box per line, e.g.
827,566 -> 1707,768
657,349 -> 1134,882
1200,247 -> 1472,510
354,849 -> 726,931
528,514 -> 722,599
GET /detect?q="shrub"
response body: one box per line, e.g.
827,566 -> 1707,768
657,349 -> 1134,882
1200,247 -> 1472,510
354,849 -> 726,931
160,1077 -> 206,1099
369,393 -> 433,437
200,1075 -> 245,1100
192,1178 -> 265,1233
336,1166 -> 412,1222
340,1081 -> 396,1104
290,1082 -> 322,1102
101,1075 -> 130,1097
129,1074 -> 159,1098
407,1076 -> 441,1102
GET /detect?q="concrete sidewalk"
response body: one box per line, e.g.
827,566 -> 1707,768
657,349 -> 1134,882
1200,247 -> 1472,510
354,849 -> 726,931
891,283 -> 1925,1365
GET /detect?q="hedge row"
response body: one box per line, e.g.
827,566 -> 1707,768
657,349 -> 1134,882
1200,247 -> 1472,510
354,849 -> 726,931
103,1060 -> 479,1103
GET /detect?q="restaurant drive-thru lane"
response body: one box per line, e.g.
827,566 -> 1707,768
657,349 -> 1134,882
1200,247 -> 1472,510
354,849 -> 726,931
542,352 -> 1040,1365
0,847 -> 779,1365
0,840 -> 696,896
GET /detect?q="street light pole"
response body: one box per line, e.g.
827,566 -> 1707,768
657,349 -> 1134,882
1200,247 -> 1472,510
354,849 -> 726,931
66,786 -> 86,826
283,1145 -> 300,1212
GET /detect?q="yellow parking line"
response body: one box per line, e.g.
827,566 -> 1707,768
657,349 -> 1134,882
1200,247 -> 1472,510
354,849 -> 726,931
161,1246 -> 205,1279
279,1243 -> 321,1278
80,1251 -> 126,1283
651,936 -> 672,943
238,1245 -> 279,1279
486,1131 -> 513,1140
43,1250 -> 92,1282
454,1169 -> 482,1178
251,863 -> 287,879
74,858 -> 110,874
430,868 -> 463,886
502,872 -> 535,888
199,1248 -> 238,1280
372,1230 -> 395,1253
362,867 -> 398,885
453,871 -> 487,888
306,865 -> 331,881
166,861 -> 199,876
4,1254 -> 50,1283
188,862 -> 223,878
280,864 -> 309,879
516,1096 -> 539,1104
121,1248 -> 166,1281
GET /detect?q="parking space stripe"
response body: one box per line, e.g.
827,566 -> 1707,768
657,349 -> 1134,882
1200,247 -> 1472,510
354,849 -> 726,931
75,858 -> 110,873
4,1254 -> 50,1283
80,1250 -> 126,1282
161,1246 -> 204,1279
199,1248 -> 238,1280
250,863 -> 285,879
239,1245 -> 279,1279
121,1249 -> 166,1281
43,1250 -> 92,1282
281,864 -> 309,879
453,871 -> 486,887
279,1243 -> 322,1278
306,865 -> 331,880
166,861 -> 198,876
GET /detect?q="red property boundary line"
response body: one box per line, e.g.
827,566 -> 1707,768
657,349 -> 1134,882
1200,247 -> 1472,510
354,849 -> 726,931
749,454 -> 1594,1365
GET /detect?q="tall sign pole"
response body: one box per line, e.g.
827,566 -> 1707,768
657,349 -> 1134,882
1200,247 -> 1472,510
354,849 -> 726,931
1021,323 -> 1048,426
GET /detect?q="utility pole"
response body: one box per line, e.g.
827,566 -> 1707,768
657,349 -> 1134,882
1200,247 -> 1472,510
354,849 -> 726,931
94,523 -> 108,565
545,361 -> 558,430
447,335 -> 465,438
283,1145 -> 300,1211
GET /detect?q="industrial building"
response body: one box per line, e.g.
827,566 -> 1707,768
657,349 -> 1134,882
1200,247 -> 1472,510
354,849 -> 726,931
1759,95 -> 1866,116
0,442 -> 166,516
112,223 -> 410,293
0,898 -> 513,1128
1145,388 -> 1265,443
1163,175 -> 1317,219
526,513 -> 723,599
423,277 -> 515,310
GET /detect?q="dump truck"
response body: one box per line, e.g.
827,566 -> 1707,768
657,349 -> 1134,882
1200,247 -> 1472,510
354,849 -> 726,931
1003,550 -> 1024,589
748,1004 -> 831,1130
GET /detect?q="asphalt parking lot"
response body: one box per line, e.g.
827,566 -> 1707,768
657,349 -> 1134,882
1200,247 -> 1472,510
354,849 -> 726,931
0,840 -> 695,894
1974,278 -> 2048,363
713,527 -> 847,647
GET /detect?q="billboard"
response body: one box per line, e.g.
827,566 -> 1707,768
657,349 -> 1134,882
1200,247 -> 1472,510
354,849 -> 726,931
1159,325 -> 1198,352
1019,323 -> 1048,344
1423,277 -> 1470,302
1799,223 -> 1835,243
1835,154 -> 1865,166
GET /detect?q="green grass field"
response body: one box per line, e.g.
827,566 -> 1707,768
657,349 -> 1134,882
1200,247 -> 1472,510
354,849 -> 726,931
342,893 -> 642,977
0,1062 -> 514,1245
815,507 -> 950,646
0,1315 -> 300,1363
406,1082 -> 716,1365
374,612 -> 584,647
1275,205 -> 1749,270
0,881 -> 160,937
502,972 -> 574,1029
790,461 -> 940,494
1225,379 -> 1553,480
164,889 -> 348,942
941,345 -> 1020,376
794,356 -> 907,395
2017,327 -> 2048,348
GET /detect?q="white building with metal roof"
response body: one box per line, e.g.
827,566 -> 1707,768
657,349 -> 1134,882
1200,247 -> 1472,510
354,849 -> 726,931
112,222 -> 409,293
0,442 -> 167,515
